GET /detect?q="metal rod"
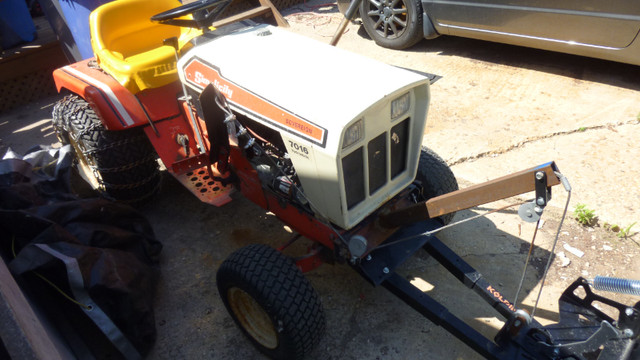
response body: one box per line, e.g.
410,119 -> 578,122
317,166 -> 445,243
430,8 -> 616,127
423,236 -> 518,320
382,272 -> 506,360
513,219 -> 540,306
374,201 -> 524,251
133,95 -> 159,136
330,0 -> 362,46
165,37 -> 207,154
531,185 -> 571,319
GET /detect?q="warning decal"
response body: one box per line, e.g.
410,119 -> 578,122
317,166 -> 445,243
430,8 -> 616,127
183,57 -> 327,146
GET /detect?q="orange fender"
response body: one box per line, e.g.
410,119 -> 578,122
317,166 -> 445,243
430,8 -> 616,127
53,59 -> 149,130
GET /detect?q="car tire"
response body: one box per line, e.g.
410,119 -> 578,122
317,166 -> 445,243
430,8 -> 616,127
52,95 -> 161,203
217,244 -> 325,360
415,146 -> 459,225
359,0 -> 424,50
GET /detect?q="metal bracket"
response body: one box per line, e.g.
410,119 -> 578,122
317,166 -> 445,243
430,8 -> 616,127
540,321 -> 620,358
357,219 -> 441,286
518,202 -> 542,223
518,171 -> 551,223
171,153 -> 210,174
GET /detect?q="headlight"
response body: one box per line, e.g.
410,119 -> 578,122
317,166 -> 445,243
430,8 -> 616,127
342,119 -> 364,149
391,92 -> 410,120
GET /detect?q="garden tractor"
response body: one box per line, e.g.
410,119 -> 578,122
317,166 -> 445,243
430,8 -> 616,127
50,0 -> 640,359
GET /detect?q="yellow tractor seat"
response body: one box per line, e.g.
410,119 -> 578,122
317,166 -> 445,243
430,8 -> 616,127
90,0 -> 201,93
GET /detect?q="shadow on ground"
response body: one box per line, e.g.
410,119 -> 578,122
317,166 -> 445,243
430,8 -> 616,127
143,171 -> 555,359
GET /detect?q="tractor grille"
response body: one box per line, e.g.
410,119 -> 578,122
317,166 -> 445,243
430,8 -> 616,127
342,118 -> 410,210
368,133 -> 386,194
390,119 -> 409,178
343,147 -> 365,209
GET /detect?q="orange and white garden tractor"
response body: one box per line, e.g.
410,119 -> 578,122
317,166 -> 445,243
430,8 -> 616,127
50,0 -> 640,359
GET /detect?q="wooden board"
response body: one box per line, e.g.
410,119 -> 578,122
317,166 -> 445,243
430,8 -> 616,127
0,256 -> 66,360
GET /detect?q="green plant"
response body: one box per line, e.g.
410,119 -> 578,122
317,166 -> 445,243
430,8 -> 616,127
578,126 -> 586,132
617,222 -> 637,239
574,203 -> 597,226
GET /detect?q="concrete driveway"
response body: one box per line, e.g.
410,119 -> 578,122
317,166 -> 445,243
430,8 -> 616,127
1,3 -> 639,359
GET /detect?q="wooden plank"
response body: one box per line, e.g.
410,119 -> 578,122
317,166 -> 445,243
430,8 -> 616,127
0,257 -> 65,360
426,162 -> 560,217
379,162 -> 561,228
211,6 -> 272,28
258,0 -> 290,27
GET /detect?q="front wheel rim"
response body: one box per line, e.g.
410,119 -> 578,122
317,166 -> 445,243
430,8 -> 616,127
365,0 -> 409,39
227,287 -> 278,350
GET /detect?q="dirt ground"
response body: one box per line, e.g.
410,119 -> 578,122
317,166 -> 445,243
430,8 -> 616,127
1,2 -> 639,359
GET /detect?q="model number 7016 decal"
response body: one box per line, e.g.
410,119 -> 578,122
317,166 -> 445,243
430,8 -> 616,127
288,140 -> 310,159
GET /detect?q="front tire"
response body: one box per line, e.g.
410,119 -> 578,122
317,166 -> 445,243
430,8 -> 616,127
360,0 -> 424,49
52,95 -> 161,203
217,244 -> 325,360
416,146 -> 458,225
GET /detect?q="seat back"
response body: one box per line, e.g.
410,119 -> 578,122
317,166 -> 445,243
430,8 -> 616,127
91,0 -> 183,59
89,0 -> 199,93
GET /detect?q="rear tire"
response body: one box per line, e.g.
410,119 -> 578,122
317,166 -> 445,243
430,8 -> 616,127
416,146 -> 458,225
52,95 -> 161,203
217,244 -> 325,360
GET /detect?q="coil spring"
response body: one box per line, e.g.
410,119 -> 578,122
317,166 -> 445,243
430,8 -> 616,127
592,276 -> 640,296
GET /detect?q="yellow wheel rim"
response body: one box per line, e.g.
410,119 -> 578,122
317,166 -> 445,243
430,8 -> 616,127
227,287 -> 278,349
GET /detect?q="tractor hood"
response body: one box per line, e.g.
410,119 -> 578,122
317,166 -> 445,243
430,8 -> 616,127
177,24 -> 428,149
178,24 -> 431,230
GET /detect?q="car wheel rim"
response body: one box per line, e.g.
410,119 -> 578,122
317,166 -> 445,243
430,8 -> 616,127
227,287 -> 278,350
366,0 -> 408,39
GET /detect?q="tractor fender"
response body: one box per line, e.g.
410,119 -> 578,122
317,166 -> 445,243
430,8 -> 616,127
52,59 -> 149,131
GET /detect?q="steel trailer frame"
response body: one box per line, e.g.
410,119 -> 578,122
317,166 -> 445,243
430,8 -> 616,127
353,175 -> 640,360
360,229 -> 640,359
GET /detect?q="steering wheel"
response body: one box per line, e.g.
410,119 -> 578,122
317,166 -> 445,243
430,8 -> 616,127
151,0 -> 231,29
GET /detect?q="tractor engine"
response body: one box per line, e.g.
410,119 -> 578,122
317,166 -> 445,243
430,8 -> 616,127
178,24 -> 430,230
240,118 -> 309,208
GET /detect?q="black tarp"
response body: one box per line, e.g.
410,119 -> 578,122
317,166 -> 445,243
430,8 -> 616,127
0,145 -> 162,359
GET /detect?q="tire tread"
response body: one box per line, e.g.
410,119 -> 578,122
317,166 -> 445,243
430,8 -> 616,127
51,95 -> 161,203
416,146 -> 459,225
217,244 -> 325,360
